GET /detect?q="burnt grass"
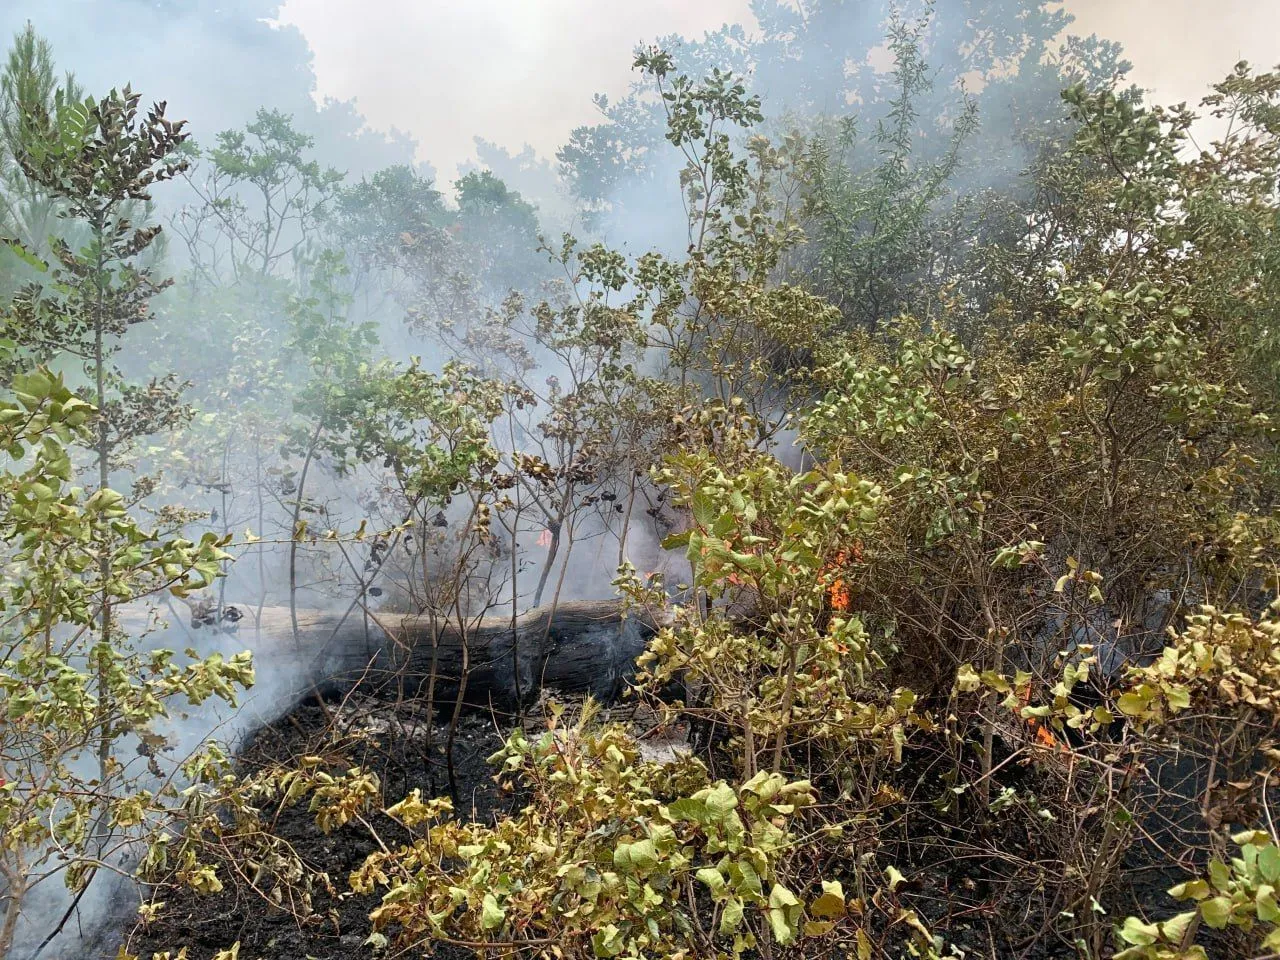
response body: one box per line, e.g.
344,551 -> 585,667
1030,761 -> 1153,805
99,693 -> 1230,960
108,693 -> 514,960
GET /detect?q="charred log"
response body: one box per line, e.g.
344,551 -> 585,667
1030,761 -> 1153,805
165,600 -> 657,709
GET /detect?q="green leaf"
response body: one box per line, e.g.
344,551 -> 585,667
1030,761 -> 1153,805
660,530 -> 691,550
1257,885 -> 1279,923
767,884 -> 801,945
1117,915 -> 1159,945
613,838 -> 659,874
696,867 -> 726,896
591,923 -> 626,957
1,238 -> 49,273
1116,689 -> 1152,717
1208,859 -> 1231,892
667,796 -> 709,823
692,488 -> 718,528
1199,895 -> 1233,929
1259,844 -> 1280,884
1168,878 -> 1209,900
704,782 -> 738,818
809,880 -> 846,919
719,897 -> 744,934
480,892 -> 505,931
954,663 -> 981,693
1164,685 -> 1191,711
1158,910 -> 1198,942
803,919 -> 838,937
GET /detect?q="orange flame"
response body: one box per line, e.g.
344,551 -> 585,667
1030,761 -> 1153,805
826,542 -> 863,612
1016,680 -> 1066,752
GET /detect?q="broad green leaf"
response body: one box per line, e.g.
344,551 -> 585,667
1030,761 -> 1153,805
809,880 -> 846,918
719,896 -> 744,933
1259,844 -> 1280,884
1168,878 -> 1209,900
1199,895 -> 1233,929
696,867 -> 726,895
480,893 -> 505,931
1117,915 -> 1159,945
1158,910 -> 1197,942
767,883 -> 801,945
1257,885 -> 1279,923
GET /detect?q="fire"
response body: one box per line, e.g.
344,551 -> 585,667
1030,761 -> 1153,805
536,529 -> 553,548
1015,679 -> 1067,753
1033,723 -> 1060,748
827,541 -> 863,613
829,575 -> 851,612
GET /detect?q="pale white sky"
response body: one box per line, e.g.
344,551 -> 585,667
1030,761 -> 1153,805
277,0 -> 1280,181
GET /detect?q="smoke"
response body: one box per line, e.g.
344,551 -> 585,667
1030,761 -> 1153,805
1,0 -> 1271,956
275,0 -> 752,184
1070,0 -> 1280,105
0,0 -> 423,179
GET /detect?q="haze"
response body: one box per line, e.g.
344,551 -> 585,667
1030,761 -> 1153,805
278,0 -> 1280,179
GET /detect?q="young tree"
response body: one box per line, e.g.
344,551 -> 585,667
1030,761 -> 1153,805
0,369 -> 250,958
174,108 -> 343,283
3,84 -> 198,925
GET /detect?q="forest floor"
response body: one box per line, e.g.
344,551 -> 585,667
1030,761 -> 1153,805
96,692 -> 1212,960
105,694 -> 512,960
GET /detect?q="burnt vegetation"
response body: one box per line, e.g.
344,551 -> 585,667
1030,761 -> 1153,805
0,4 -> 1279,960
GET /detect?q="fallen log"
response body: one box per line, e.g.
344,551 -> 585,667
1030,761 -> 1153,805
158,599 -> 657,709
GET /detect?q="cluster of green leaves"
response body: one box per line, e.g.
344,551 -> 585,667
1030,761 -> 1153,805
1115,831 -> 1280,959
353,703 -> 823,958
0,368 -> 253,955
793,66 -> 1280,954
640,443 -> 920,781
787,12 -> 978,332
6,8 -> 1280,958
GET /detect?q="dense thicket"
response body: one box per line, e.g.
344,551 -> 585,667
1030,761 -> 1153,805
0,6 -> 1278,960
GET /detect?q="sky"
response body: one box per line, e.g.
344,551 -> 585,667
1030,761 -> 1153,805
277,0 -> 1280,182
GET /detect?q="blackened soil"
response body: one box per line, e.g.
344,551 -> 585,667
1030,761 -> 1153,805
873,739 -> 1231,960
97,699 -> 1243,960
108,695 -> 513,960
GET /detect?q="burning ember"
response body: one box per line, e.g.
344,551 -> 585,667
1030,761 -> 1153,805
827,541 -> 863,613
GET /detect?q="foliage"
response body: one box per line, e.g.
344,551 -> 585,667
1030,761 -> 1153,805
0,22 -> 80,297
1113,830 -> 1280,959
353,703 -> 820,958
640,446 -> 919,782
6,12 -> 1280,960
788,13 -> 978,332
174,107 -> 344,280
0,367 -> 252,956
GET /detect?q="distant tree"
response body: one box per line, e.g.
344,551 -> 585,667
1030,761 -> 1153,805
784,13 -> 978,332
465,137 -> 567,223
0,24 -> 79,296
174,108 -> 343,283
333,164 -> 448,260
453,169 -> 547,295
330,163 -> 448,302
559,0 -> 1130,285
